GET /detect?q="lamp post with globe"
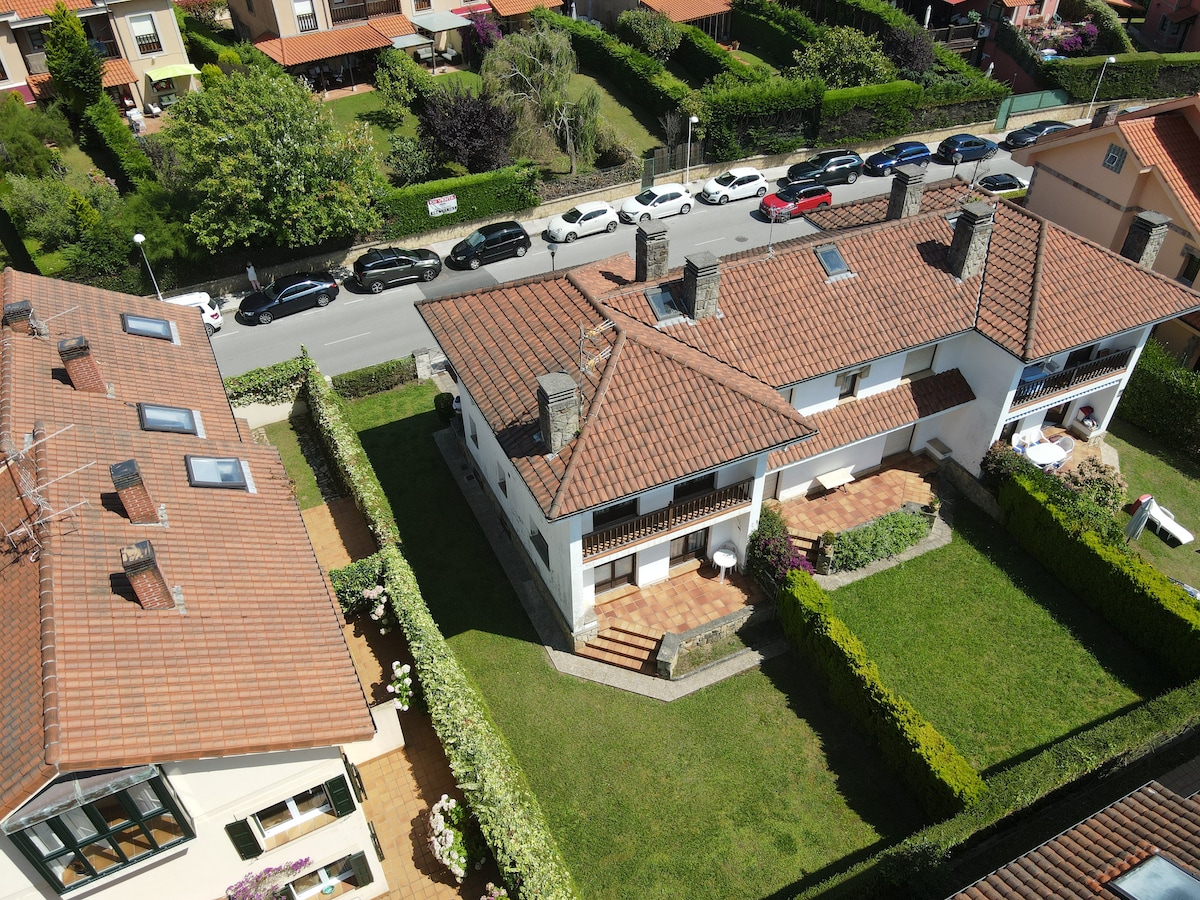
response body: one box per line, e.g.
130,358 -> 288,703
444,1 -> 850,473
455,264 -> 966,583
133,233 -> 162,301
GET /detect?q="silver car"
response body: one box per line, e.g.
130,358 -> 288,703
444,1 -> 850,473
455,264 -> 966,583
619,183 -> 693,223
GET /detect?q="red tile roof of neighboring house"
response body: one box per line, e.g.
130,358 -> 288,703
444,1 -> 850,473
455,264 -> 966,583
998,0 -> 1034,7
6,0 -> 90,19
255,23 -> 396,66
950,782 -> 1200,899
489,0 -> 561,16
0,269 -> 373,820
27,58 -> 139,101
639,0 -> 731,23
1120,112 -> 1200,233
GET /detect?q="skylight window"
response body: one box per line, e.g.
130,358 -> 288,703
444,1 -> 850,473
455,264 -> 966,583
815,244 -> 850,278
138,404 -> 199,435
1112,855 -> 1200,900
121,313 -> 175,341
185,455 -> 247,490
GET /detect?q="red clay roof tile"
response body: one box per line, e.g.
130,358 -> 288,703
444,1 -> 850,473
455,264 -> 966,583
639,0 -> 730,23
489,0 -> 561,15
255,23 -> 395,66
1120,113 -> 1200,233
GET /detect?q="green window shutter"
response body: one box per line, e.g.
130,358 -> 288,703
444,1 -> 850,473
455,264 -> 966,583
325,775 -> 356,817
348,851 -> 374,887
224,819 -> 262,859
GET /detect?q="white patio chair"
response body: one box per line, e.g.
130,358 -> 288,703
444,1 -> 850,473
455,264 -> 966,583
1054,434 -> 1075,453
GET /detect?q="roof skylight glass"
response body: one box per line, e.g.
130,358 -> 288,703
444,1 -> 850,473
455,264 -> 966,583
138,404 -> 198,435
1112,855 -> 1200,900
121,313 -> 173,340
815,244 -> 850,277
185,455 -> 247,490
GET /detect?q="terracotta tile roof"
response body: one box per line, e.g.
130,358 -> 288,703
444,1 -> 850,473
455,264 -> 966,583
639,0 -> 730,23
805,178 -> 974,231
366,13 -> 418,37
27,58 -> 139,101
998,0 -> 1034,7
1120,112 -> 1200,233
0,270 -> 373,816
767,370 -> 975,469
489,0 -> 561,16
6,0 -> 89,20
255,23 -> 395,66
950,781 -> 1200,899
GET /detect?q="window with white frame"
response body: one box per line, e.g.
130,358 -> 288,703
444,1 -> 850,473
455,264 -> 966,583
224,775 -> 357,859
286,853 -> 374,900
137,403 -> 200,435
129,14 -> 162,54
1102,143 -> 1126,173
835,364 -> 870,399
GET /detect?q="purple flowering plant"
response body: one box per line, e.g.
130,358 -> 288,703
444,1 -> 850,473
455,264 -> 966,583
226,858 -> 311,900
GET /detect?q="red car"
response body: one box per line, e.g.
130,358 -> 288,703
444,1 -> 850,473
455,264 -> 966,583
759,181 -> 832,222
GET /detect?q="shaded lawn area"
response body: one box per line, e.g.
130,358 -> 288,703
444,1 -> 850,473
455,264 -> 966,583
344,384 -> 926,900
1106,416 -> 1200,590
263,419 -> 322,510
569,73 -> 661,157
829,502 -> 1174,775
324,90 -> 392,155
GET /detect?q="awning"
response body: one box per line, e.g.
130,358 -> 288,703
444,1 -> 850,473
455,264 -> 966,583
3,767 -> 159,833
451,2 -> 490,11
410,9 -> 473,31
392,32 -> 432,48
145,63 -> 201,81
1166,4 -> 1198,22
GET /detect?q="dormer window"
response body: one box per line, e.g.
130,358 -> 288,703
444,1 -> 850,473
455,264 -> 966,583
138,404 -> 201,436
815,244 -> 850,278
185,456 -> 248,490
121,313 -> 175,342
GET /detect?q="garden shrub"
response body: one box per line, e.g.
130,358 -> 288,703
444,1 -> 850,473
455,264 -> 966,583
1056,0 -> 1135,54
223,355 -> 309,405
82,99 -> 155,184
1117,338 -> 1200,454
1043,52 -> 1159,102
818,80 -> 921,145
777,570 -> 985,819
675,23 -> 767,84
434,392 -> 456,422
377,164 -> 541,239
332,356 -> 418,400
703,77 -> 822,159
1152,52 -> 1200,96
980,439 -> 1037,490
747,505 -> 812,587
830,509 -> 930,572
995,19 -> 1045,83
781,0 -> 914,37
330,552 -> 386,617
730,0 -> 823,63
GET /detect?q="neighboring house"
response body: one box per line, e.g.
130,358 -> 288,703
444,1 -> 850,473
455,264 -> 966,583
418,169 -> 1200,648
638,0 -> 731,40
1012,96 -> 1200,369
0,0 -> 198,111
1142,0 -> 1199,51
0,270 -> 385,900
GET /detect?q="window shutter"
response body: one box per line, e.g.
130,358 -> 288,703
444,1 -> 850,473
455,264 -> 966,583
224,819 -> 262,859
347,851 -> 374,887
325,775 -> 356,817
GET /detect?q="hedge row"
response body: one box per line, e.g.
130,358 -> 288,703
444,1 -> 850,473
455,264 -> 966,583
1117,339 -> 1200,454
777,571 -> 985,819
1056,0 -> 1136,55
730,0 -> 823,63
675,23 -> 767,84
998,471 -> 1200,679
331,356 -> 418,400
222,354 -> 310,406
82,99 -> 155,184
831,509 -> 930,572
818,80 -> 923,144
377,164 -> 541,239
1045,50 -> 1200,101
780,0 -> 912,37
704,77 -> 822,158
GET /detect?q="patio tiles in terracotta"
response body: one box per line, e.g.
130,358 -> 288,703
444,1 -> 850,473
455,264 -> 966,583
596,562 -> 764,636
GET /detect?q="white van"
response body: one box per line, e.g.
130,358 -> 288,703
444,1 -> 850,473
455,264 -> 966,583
164,291 -> 223,336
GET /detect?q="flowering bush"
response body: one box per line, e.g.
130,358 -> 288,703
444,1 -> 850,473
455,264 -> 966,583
480,883 -> 510,900
747,505 -> 814,586
226,858 -> 311,900
388,660 -> 413,710
363,584 -> 397,634
428,794 -> 482,883
1023,15 -> 1099,57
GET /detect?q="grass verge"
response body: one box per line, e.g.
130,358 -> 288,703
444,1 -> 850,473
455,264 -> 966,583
263,418 -> 323,510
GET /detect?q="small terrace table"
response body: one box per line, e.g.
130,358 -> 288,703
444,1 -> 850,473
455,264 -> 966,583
1024,441 -> 1066,469
815,466 -> 855,494
712,547 -> 737,584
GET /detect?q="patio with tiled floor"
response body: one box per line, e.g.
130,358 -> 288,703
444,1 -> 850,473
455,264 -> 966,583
595,559 -> 765,636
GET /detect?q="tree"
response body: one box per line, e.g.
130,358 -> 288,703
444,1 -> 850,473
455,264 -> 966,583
44,1 -> 103,117
882,26 -> 935,73
174,0 -> 227,26
373,48 -> 417,128
386,134 -> 434,185
615,9 -> 681,62
0,93 -> 73,177
417,82 -> 514,173
151,66 -> 385,251
786,26 -> 896,88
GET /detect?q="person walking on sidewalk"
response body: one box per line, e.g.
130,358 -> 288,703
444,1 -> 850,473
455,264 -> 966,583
245,261 -> 261,292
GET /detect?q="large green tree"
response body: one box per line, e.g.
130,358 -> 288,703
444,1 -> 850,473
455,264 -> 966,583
786,26 -> 897,88
615,9 -> 680,62
44,2 -> 103,116
152,65 -> 385,251
0,93 -> 73,177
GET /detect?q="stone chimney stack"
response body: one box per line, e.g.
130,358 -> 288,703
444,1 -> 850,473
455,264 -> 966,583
110,459 -> 160,525
537,372 -> 579,454
947,202 -> 995,280
887,164 -> 927,220
120,540 -> 175,610
57,337 -> 108,394
1119,211 -> 1170,269
681,252 -> 720,320
635,220 -> 669,282
3,300 -> 32,330
1090,104 -> 1119,129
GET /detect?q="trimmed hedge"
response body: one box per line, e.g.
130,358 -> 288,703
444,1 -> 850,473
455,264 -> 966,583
1044,51 -> 1160,101
82,99 -> 155,183
1056,0 -> 1135,54
996,19 -> 1045,83
675,23 -> 767,84
331,356 -> 418,400
703,77 -> 822,159
781,0 -> 913,37
777,571 -> 985,819
223,355 -> 309,405
818,79 -> 921,145
830,509 -> 930,572
377,164 -> 541,239
731,0 -> 823,63
1118,339 -> 1200,454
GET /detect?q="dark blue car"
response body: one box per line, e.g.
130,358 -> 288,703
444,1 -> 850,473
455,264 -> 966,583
864,141 -> 931,176
936,133 -> 999,163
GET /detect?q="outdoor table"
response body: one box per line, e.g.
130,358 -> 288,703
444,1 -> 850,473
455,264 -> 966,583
712,547 -> 737,585
1024,441 -> 1066,468
815,466 -> 855,494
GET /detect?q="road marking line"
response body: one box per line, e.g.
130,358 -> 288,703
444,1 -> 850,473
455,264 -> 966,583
344,298 -> 366,305
325,332 -> 371,345
696,238 -> 724,245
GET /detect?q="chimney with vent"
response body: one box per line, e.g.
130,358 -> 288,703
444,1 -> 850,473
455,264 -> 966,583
887,164 -> 926,220
537,372 -> 579,454
120,540 -> 175,610
947,202 -> 995,280
1119,210 -> 1170,268
1090,104 -> 1119,129
3,300 -> 31,329
110,459 -> 160,525
681,252 -> 720,320
636,220 -> 669,282
57,337 -> 108,394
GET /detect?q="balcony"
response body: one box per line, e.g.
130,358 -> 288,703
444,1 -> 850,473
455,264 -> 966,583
297,11 -> 318,31
328,0 -> 400,25
88,38 -> 121,58
927,23 -> 981,51
1012,346 -> 1134,407
582,479 -> 753,560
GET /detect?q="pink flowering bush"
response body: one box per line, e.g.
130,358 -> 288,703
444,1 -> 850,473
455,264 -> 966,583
480,883 -> 510,900
226,858 -> 310,900
428,794 -> 483,883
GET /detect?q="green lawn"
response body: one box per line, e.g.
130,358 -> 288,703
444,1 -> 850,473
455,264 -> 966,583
829,502 -> 1173,775
1106,417 -> 1200,590
342,383 -> 925,900
264,419 -> 323,510
569,72 -> 661,157
324,90 -> 393,156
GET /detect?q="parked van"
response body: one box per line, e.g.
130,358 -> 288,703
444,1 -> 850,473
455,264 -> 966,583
164,291 -> 223,336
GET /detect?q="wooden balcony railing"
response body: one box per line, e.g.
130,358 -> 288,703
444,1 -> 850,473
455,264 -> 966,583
1012,346 -> 1134,406
927,24 -> 981,47
329,0 -> 400,24
582,479 -> 753,559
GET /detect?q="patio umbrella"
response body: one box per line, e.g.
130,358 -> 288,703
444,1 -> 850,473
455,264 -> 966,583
1125,495 -> 1153,541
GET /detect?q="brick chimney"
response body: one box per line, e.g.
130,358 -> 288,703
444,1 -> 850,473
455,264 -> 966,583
1090,104 -> 1119,129
536,372 -> 579,454
1119,211 -> 1170,269
57,337 -> 108,394
636,220 -> 669,282
120,540 -> 175,610
947,202 -> 995,280
887,164 -> 926,220
110,459 -> 160,525
3,300 -> 31,329
681,252 -> 720,320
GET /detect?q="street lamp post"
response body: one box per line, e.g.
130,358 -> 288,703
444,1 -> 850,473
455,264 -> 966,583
684,114 -> 699,186
133,233 -> 162,301
1087,56 -> 1117,120
549,242 -> 557,273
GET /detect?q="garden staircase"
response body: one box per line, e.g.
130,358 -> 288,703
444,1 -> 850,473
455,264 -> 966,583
788,528 -> 820,563
578,622 -> 663,675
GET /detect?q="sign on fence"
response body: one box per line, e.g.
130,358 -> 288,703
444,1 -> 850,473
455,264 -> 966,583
427,194 -> 458,217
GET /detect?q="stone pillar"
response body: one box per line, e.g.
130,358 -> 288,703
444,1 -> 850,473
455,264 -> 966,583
536,372 -> 579,454
1119,211 -> 1170,269
947,202 -> 995,280
635,220 -> 670,282
682,252 -> 720,320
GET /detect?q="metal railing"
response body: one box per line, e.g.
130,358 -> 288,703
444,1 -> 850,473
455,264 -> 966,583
1012,346 -> 1134,406
297,12 -> 318,31
329,0 -> 399,24
927,24 -> 981,48
582,479 -> 752,559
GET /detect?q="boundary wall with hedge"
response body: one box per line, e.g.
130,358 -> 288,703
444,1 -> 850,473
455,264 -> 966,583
378,164 -> 542,239
1117,339 -> 1200,455
82,99 -> 155,184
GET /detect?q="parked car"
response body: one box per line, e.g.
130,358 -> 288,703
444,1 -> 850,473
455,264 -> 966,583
164,291 -> 223,336
700,167 -> 769,204
863,141 -> 931,176
351,246 -> 442,292
239,272 -> 339,325
785,149 -> 864,185
936,133 -> 999,163
759,181 -> 832,222
545,201 -> 620,242
619,183 -> 693,223
447,221 -> 531,269
977,173 -> 1028,193
1004,120 -> 1070,149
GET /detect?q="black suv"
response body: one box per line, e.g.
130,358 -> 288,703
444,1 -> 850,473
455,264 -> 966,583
352,246 -> 442,293
447,221 -> 532,270
786,150 -> 864,186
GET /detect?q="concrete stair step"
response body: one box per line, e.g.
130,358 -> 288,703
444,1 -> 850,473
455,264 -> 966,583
576,644 -> 654,673
597,627 -> 660,652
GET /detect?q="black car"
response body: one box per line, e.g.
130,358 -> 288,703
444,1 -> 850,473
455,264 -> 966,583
352,246 -> 442,293
785,149 -> 865,186
1004,120 -> 1070,149
447,221 -> 532,270
936,133 -> 999,163
978,173 -> 1027,193
238,272 -> 339,325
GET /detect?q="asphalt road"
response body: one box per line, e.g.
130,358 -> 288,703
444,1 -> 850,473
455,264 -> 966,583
210,151 -> 1032,378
